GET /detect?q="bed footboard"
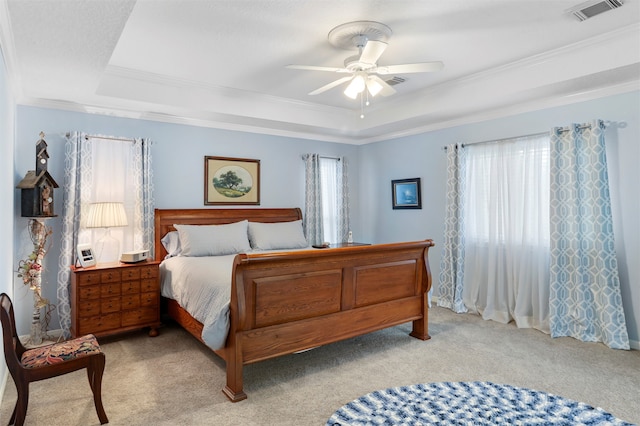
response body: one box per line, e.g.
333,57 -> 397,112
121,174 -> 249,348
223,240 -> 434,402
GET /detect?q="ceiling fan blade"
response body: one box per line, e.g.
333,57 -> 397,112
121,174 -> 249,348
308,76 -> 353,95
369,75 -> 396,97
286,65 -> 349,73
376,61 -> 444,75
359,40 -> 387,65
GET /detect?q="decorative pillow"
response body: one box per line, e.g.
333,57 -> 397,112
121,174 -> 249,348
248,220 -> 308,250
174,220 -> 251,256
161,231 -> 182,258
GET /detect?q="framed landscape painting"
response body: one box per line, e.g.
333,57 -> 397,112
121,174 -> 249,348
204,156 -> 260,205
392,178 -> 422,210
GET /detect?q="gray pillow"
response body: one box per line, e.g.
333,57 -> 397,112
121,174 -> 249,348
248,220 -> 308,250
173,220 -> 251,256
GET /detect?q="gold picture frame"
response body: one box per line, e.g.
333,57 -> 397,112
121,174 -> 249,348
204,156 -> 260,205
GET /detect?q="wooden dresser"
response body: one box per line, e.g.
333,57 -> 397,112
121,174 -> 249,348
70,260 -> 161,338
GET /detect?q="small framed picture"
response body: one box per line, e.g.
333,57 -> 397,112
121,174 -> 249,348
204,156 -> 260,205
392,178 -> 422,210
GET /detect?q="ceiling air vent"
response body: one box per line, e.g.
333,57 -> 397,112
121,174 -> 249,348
567,0 -> 623,21
385,76 -> 406,86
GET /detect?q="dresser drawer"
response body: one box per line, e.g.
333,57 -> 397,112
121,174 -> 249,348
140,266 -> 158,279
121,268 -> 141,281
121,281 -> 141,295
78,313 -> 121,335
140,291 -> 159,307
140,278 -> 158,293
100,269 -> 121,283
101,283 -> 121,298
101,296 -> 121,314
122,307 -> 157,326
77,272 -> 101,286
121,294 -> 141,310
79,285 -> 101,300
77,299 -> 101,317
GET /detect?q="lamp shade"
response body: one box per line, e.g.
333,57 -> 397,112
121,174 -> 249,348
85,202 -> 128,228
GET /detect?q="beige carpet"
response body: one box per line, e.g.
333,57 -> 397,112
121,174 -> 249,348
2,306 -> 639,425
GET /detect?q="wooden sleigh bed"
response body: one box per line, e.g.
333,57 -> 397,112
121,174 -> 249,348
154,208 -> 434,402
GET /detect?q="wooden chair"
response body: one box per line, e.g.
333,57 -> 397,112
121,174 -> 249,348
0,293 -> 108,425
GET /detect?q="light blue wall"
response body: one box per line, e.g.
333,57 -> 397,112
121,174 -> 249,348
359,91 -> 640,346
10,92 -> 640,347
13,107 -> 361,334
0,46 -> 15,402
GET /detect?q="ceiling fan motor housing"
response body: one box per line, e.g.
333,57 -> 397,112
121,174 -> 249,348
344,54 -> 376,72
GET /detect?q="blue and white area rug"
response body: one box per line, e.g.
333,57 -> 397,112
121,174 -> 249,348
326,381 -> 633,425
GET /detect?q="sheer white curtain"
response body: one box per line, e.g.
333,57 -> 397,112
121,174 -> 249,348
461,135 -> 551,332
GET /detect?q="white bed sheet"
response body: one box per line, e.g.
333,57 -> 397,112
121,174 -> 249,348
160,255 -> 236,350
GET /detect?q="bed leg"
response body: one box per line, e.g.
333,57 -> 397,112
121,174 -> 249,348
222,342 -> 247,402
410,318 -> 431,341
410,296 -> 431,340
222,385 -> 247,403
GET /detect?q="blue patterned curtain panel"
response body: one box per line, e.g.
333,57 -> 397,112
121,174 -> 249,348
437,144 -> 467,313
303,154 -> 324,245
549,120 -> 629,349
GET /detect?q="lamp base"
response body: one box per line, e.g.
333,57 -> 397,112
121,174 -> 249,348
95,228 -> 121,264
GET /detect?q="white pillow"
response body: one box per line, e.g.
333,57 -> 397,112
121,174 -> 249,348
248,220 -> 308,250
173,220 -> 251,256
161,231 -> 182,259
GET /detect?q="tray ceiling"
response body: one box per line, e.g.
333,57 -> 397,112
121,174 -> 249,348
1,0 -> 638,144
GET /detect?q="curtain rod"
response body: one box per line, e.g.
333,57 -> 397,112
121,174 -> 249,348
442,122 -> 603,150
84,134 -> 136,143
64,132 -> 136,143
442,131 -> 548,150
301,154 -> 341,161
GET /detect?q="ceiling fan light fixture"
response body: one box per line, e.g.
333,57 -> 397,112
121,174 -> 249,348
344,73 -> 366,99
366,78 -> 383,97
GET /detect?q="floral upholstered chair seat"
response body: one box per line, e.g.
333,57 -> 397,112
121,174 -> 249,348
21,334 -> 102,369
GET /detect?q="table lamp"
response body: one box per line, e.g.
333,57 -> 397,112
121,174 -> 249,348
86,202 -> 128,263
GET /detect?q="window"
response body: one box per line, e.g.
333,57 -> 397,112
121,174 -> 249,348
303,154 -> 349,246
319,157 -> 340,243
464,136 -> 550,246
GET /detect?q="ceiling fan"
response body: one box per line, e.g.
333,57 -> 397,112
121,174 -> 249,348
286,21 -> 444,100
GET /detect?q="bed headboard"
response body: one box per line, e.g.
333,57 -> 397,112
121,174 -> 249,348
154,208 -> 303,261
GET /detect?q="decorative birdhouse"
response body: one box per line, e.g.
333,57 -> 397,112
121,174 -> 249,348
16,132 -> 59,217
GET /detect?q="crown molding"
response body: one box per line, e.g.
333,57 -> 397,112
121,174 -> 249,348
356,79 -> 640,145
